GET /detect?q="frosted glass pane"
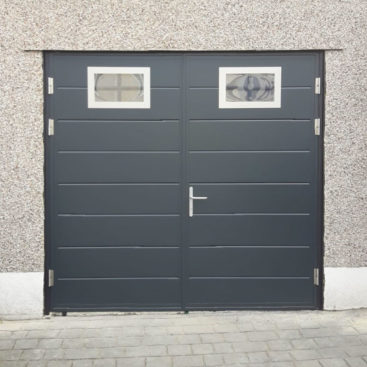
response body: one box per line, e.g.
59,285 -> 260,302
95,73 -> 144,102
226,73 -> 275,102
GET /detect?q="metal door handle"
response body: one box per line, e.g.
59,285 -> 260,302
189,186 -> 208,217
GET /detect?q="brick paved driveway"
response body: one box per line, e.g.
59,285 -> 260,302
0,310 -> 367,367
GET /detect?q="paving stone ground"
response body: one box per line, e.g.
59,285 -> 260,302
0,309 -> 367,367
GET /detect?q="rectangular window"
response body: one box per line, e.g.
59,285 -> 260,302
88,67 -> 150,108
219,67 -> 281,108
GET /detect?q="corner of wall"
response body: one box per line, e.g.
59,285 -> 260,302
0,272 -> 44,320
324,267 -> 367,310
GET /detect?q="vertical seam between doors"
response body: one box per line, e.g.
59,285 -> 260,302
181,54 -> 189,310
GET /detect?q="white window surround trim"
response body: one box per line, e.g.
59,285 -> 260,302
219,66 -> 282,109
87,67 -> 151,109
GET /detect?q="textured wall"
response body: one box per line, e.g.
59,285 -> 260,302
0,0 -> 366,271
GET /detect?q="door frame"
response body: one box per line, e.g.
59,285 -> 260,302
43,51 -> 325,314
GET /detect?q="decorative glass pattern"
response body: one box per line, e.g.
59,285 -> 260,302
226,73 -> 275,102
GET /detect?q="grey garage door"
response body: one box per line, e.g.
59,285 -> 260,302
45,52 -> 323,312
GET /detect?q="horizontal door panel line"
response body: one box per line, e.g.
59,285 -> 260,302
57,87 -> 181,90
189,150 -> 311,153
53,306 -> 182,311
189,244 -> 311,248
192,213 -> 310,216
57,246 -> 181,250
187,304 -> 315,308
283,86 -> 313,90
57,213 -> 311,217
56,213 -> 181,218
189,276 -> 311,280
58,119 -> 180,123
188,86 -> 312,90
190,119 -> 311,122
58,183 -> 181,186
190,245 -> 311,249
190,182 -> 311,185
57,151 -> 180,154
58,277 -> 181,281
57,182 -> 181,185
57,214 -> 180,217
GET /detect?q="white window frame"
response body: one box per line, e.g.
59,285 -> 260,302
218,67 -> 282,109
87,67 -> 151,109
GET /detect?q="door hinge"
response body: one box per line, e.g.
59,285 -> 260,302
314,118 -> 320,135
315,77 -> 321,94
48,77 -> 54,94
314,268 -> 319,286
48,269 -> 54,287
48,118 -> 54,136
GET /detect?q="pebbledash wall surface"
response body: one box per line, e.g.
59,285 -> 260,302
0,0 -> 366,318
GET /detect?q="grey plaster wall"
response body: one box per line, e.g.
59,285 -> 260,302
0,0 -> 366,271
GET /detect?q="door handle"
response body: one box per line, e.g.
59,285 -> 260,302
189,186 -> 208,217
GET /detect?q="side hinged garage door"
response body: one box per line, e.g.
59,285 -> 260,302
45,52 -> 323,312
